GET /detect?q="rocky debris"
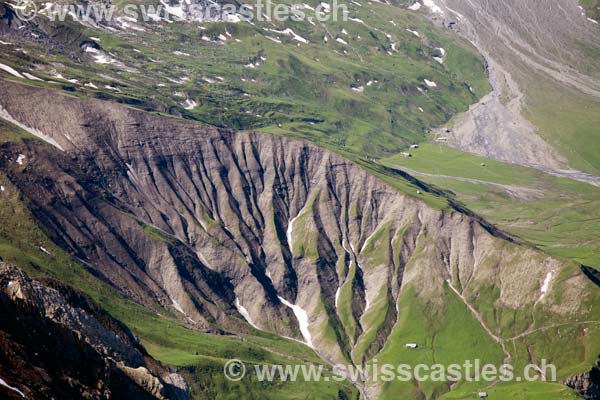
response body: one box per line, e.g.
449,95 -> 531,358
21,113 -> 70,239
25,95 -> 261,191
0,262 -> 189,400
425,0 -> 600,185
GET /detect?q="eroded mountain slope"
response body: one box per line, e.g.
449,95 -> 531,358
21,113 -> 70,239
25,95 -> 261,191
0,80 -> 598,398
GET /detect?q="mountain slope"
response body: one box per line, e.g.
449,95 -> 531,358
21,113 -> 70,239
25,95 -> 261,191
405,0 -> 600,182
1,0 -> 600,399
0,262 -> 189,400
0,0 -> 489,158
0,79 -> 599,398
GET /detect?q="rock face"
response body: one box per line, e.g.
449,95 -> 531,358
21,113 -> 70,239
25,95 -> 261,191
0,262 -> 189,400
0,80 -> 593,369
564,365 -> 600,400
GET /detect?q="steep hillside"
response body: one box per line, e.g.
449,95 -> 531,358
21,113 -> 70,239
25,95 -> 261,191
402,0 -> 600,181
0,0 -> 489,157
0,262 -> 189,399
1,79 -> 599,398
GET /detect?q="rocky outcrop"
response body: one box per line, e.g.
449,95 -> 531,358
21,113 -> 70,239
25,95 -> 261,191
0,262 -> 189,400
0,80 -> 594,371
564,364 -> 600,400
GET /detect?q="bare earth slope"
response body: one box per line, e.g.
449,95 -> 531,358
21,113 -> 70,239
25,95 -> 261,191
0,79 -> 598,399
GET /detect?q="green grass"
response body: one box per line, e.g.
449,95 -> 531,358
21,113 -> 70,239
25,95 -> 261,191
337,260 -> 361,343
0,0 -> 489,161
369,145 -> 600,397
380,143 -> 600,267
442,381 -> 582,400
579,0 -> 600,20
523,80 -> 600,175
375,285 -> 506,399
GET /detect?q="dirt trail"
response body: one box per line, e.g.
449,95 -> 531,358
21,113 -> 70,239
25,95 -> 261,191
395,166 -> 548,200
446,281 -> 512,364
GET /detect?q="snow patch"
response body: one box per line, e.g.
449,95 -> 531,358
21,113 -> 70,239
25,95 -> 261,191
424,79 -> 437,87
0,63 -> 24,79
182,99 -> 197,110
422,0 -> 443,13
266,28 -> 309,43
287,214 -> 301,252
351,85 -> 364,93
167,76 -> 190,84
92,53 -> 113,65
39,246 -> 50,255
171,298 -> 185,314
235,297 -> 260,329
266,36 -> 282,43
433,47 -> 446,63
540,272 -> 553,297
0,105 -> 64,151
0,378 -> 25,398
16,154 -> 26,165
588,17 -> 599,24
22,72 -> 43,81
408,2 -> 421,11
359,228 -> 380,253
278,296 -> 312,347
406,28 -> 420,37
336,37 -> 348,45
